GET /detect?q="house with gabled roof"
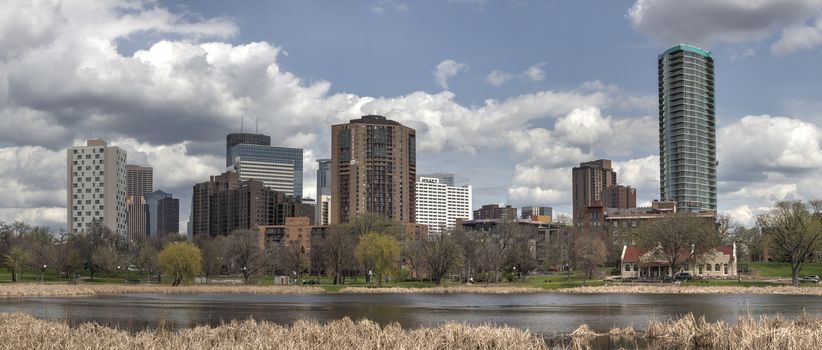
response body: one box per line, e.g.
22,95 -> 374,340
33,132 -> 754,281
620,244 -> 737,279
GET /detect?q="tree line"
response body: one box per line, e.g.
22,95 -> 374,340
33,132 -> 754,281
2,200 -> 820,286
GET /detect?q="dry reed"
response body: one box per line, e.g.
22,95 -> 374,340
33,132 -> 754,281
641,313 -> 822,350
0,283 -> 325,297
0,312 -> 548,350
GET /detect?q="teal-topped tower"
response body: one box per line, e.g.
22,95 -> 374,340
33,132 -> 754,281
658,44 -> 716,212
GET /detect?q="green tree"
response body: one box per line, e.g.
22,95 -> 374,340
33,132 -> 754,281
3,246 -> 30,282
158,242 -> 203,286
356,232 -> 400,286
757,200 -> 822,286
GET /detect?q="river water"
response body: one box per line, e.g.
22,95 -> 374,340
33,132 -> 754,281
1,292 -> 819,337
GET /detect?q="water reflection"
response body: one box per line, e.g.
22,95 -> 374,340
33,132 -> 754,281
1,293 -> 819,336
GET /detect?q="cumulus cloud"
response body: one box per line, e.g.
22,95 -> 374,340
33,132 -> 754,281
627,0 -> 822,50
485,70 -> 514,86
771,18 -> 822,55
433,59 -> 467,89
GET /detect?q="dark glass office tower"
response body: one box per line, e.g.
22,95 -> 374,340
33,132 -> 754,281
658,44 -> 716,212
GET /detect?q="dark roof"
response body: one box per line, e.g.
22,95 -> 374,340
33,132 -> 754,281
350,115 -> 401,126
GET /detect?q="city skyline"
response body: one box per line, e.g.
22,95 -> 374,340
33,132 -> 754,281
4,1 -> 822,230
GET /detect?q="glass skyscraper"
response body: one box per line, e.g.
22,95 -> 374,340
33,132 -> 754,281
226,132 -> 304,199
658,44 -> 716,212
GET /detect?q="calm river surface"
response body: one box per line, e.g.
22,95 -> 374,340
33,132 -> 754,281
1,293 -> 820,336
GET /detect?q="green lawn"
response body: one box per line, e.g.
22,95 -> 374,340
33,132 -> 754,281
746,262 -> 822,278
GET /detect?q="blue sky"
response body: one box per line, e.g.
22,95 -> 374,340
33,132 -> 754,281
2,0 -> 822,230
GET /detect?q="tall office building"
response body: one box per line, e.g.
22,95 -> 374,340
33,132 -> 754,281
145,190 -> 179,237
191,171 -> 308,236
156,196 -> 179,237
67,139 -> 127,235
316,159 -> 332,225
226,132 -> 271,167
125,164 -> 152,240
226,132 -> 304,198
415,176 -> 472,234
126,196 -> 148,240
330,115 -> 416,224
126,165 -> 153,198
572,159 -> 617,225
658,44 -> 717,212
604,185 -> 637,209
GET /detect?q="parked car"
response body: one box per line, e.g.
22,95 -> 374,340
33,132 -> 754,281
798,275 -> 819,284
674,272 -> 692,281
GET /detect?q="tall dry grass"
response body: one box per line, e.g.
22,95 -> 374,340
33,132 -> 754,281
0,283 -> 325,298
560,284 -> 822,296
568,313 -> 822,350
0,312 -> 548,350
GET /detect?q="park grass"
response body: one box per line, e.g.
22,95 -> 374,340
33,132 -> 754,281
0,312 -> 549,350
748,262 -> 822,278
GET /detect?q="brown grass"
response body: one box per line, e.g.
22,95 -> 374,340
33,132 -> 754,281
338,286 -> 540,294
0,283 -> 325,297
559,284 -> 822,296
0,312 -> 548,350
568,313 -> 822,350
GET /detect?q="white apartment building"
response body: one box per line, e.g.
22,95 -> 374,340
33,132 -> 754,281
67,139 -> 128,235
318,194 -> 332,225
415,177 -> 472,234
231,159 -> 295,196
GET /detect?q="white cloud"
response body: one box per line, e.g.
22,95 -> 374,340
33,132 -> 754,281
771,18 -> 822,55
523,63 -> 546,81
433,59 -> 467,89
485,70 -> 514,86
628,0 -> 822,50
372,0 -> 410,14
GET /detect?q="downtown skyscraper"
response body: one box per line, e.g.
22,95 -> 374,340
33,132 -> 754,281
330,115 -> 416,224
658,44 -> 717,212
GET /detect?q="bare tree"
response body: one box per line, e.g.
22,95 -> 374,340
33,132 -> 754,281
418,231 -> 462,286
570,230 -> 607,279
758,200 -> 822,285
349,212 -> 404,238
635,213 -> 720,277
716,213 -> 740,244
224,229 -> 265,284
324,225 -> 357,285
194,235 -> 223,283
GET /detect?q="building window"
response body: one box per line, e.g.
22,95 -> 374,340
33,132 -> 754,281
624,264 -> 630,272
714,264 -> 720,272
633,264 -> 638,272
706,264 -> 711,271
723,264 -> 729,275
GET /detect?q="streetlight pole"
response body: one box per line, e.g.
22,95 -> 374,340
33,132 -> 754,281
41,264 -> 47,283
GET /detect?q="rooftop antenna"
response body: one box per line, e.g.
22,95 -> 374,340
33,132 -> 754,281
255,115 -> 259,133
240,116 -> 244,132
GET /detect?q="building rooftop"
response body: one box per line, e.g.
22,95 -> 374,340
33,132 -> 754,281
349,115 -> 401,126
660,44 -> 712,58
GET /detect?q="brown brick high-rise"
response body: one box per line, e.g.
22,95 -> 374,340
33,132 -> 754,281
572,159 -> 616,226
330,115 -> 416,224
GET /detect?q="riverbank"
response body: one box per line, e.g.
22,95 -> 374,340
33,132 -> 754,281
0,312 -> 548,350
1,312 -> 819,350
2,282 -> 821,297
